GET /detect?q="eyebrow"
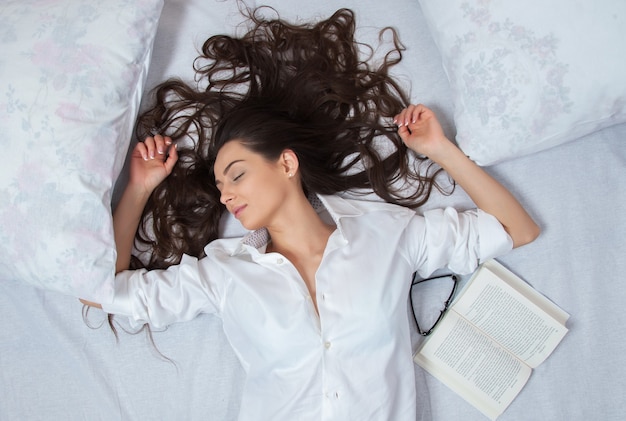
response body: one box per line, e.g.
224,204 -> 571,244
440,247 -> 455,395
223,159 -> 244,175
214,159 -> 244,186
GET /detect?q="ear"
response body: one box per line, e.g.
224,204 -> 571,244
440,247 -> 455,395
279,149 -> 299,178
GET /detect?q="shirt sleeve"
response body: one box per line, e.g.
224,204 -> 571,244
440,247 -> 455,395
101,253 -> 224,329
407,207 -> 513,278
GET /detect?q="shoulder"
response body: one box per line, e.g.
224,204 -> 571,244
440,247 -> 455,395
353,197 -> 413,215
320,195 -> 417,235
323,194 -> 415,218
204,237 -> 244,257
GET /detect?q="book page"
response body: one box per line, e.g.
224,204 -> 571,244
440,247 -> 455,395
484,260 -> 569,325
415,311 -> 531,420
452,262 -> 568,367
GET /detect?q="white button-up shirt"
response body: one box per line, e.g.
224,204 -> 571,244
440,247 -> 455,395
104,194 -> 512,420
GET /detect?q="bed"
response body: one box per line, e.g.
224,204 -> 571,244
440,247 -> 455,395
1,0 -> 625,420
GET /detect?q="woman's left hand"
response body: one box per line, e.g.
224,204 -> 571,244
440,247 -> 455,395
394,104 -> 450,160
394,105 -> 540,249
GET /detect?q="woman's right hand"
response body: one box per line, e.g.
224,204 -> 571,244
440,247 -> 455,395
129,135 -> 179,195
109,135 -> 179,276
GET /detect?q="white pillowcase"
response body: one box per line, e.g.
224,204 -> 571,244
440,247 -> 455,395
0,0 -> 163,302
418,0 -> 626,165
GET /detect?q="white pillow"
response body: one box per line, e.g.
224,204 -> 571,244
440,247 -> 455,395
0,0 -> 163,302
418,0 -> 626,165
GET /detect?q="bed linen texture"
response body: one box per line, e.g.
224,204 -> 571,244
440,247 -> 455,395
0,0 -> 164,303
1,0 -> 625,420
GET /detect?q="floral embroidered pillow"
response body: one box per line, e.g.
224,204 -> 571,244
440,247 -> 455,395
0,0 -> 163,302
418,0 -> 626,165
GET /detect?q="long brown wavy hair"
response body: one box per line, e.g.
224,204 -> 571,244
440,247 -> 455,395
131,6 -> 449,270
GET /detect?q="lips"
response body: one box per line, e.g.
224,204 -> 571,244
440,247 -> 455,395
231,205 -> 246,219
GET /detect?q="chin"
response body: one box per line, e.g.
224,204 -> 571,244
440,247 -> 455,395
239,218 -> 263,232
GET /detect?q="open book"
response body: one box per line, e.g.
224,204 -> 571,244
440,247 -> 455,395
413,260 -> 569,420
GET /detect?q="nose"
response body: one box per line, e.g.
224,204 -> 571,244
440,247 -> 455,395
219,186 -> 233,205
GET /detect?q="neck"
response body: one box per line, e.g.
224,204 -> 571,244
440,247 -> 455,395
265,195 -> 335,258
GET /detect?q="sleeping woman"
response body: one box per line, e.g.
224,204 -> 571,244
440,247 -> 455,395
82,8 -> 539,420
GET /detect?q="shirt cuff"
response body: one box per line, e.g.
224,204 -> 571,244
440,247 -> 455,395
100,269 -> 148,328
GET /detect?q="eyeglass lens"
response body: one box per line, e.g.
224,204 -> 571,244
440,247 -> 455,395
410,274 -> 458,336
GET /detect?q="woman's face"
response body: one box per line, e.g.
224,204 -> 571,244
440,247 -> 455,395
214,140 -> 292,230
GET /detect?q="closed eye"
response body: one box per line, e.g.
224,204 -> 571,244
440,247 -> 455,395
233,172 -> 245,182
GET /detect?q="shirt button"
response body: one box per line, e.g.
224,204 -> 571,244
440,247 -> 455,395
276,258 -> 284,264
324,341 -> 332,349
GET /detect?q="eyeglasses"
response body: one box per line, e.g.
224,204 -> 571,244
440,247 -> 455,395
409,273 -> 458,336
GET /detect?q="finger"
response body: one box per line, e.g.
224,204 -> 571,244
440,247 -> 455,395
403,104 -> 418,126
164,143 -> 179,174
409,105 -> 421,124
143,136 -> 158,159
153,134 -> 169,156
409,104 -> 427,124
396,124 -> 410,143
410,104 -> 430,124
394,107 -> 410,127
134,141 -> 149,161
393,110 -> 404,126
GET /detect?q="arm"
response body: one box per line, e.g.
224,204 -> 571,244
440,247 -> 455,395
394,104 -> 540,248
81,135 -> 178,308
113,135 -> 178,273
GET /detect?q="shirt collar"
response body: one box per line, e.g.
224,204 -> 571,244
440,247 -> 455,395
236,193 -> 363,253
